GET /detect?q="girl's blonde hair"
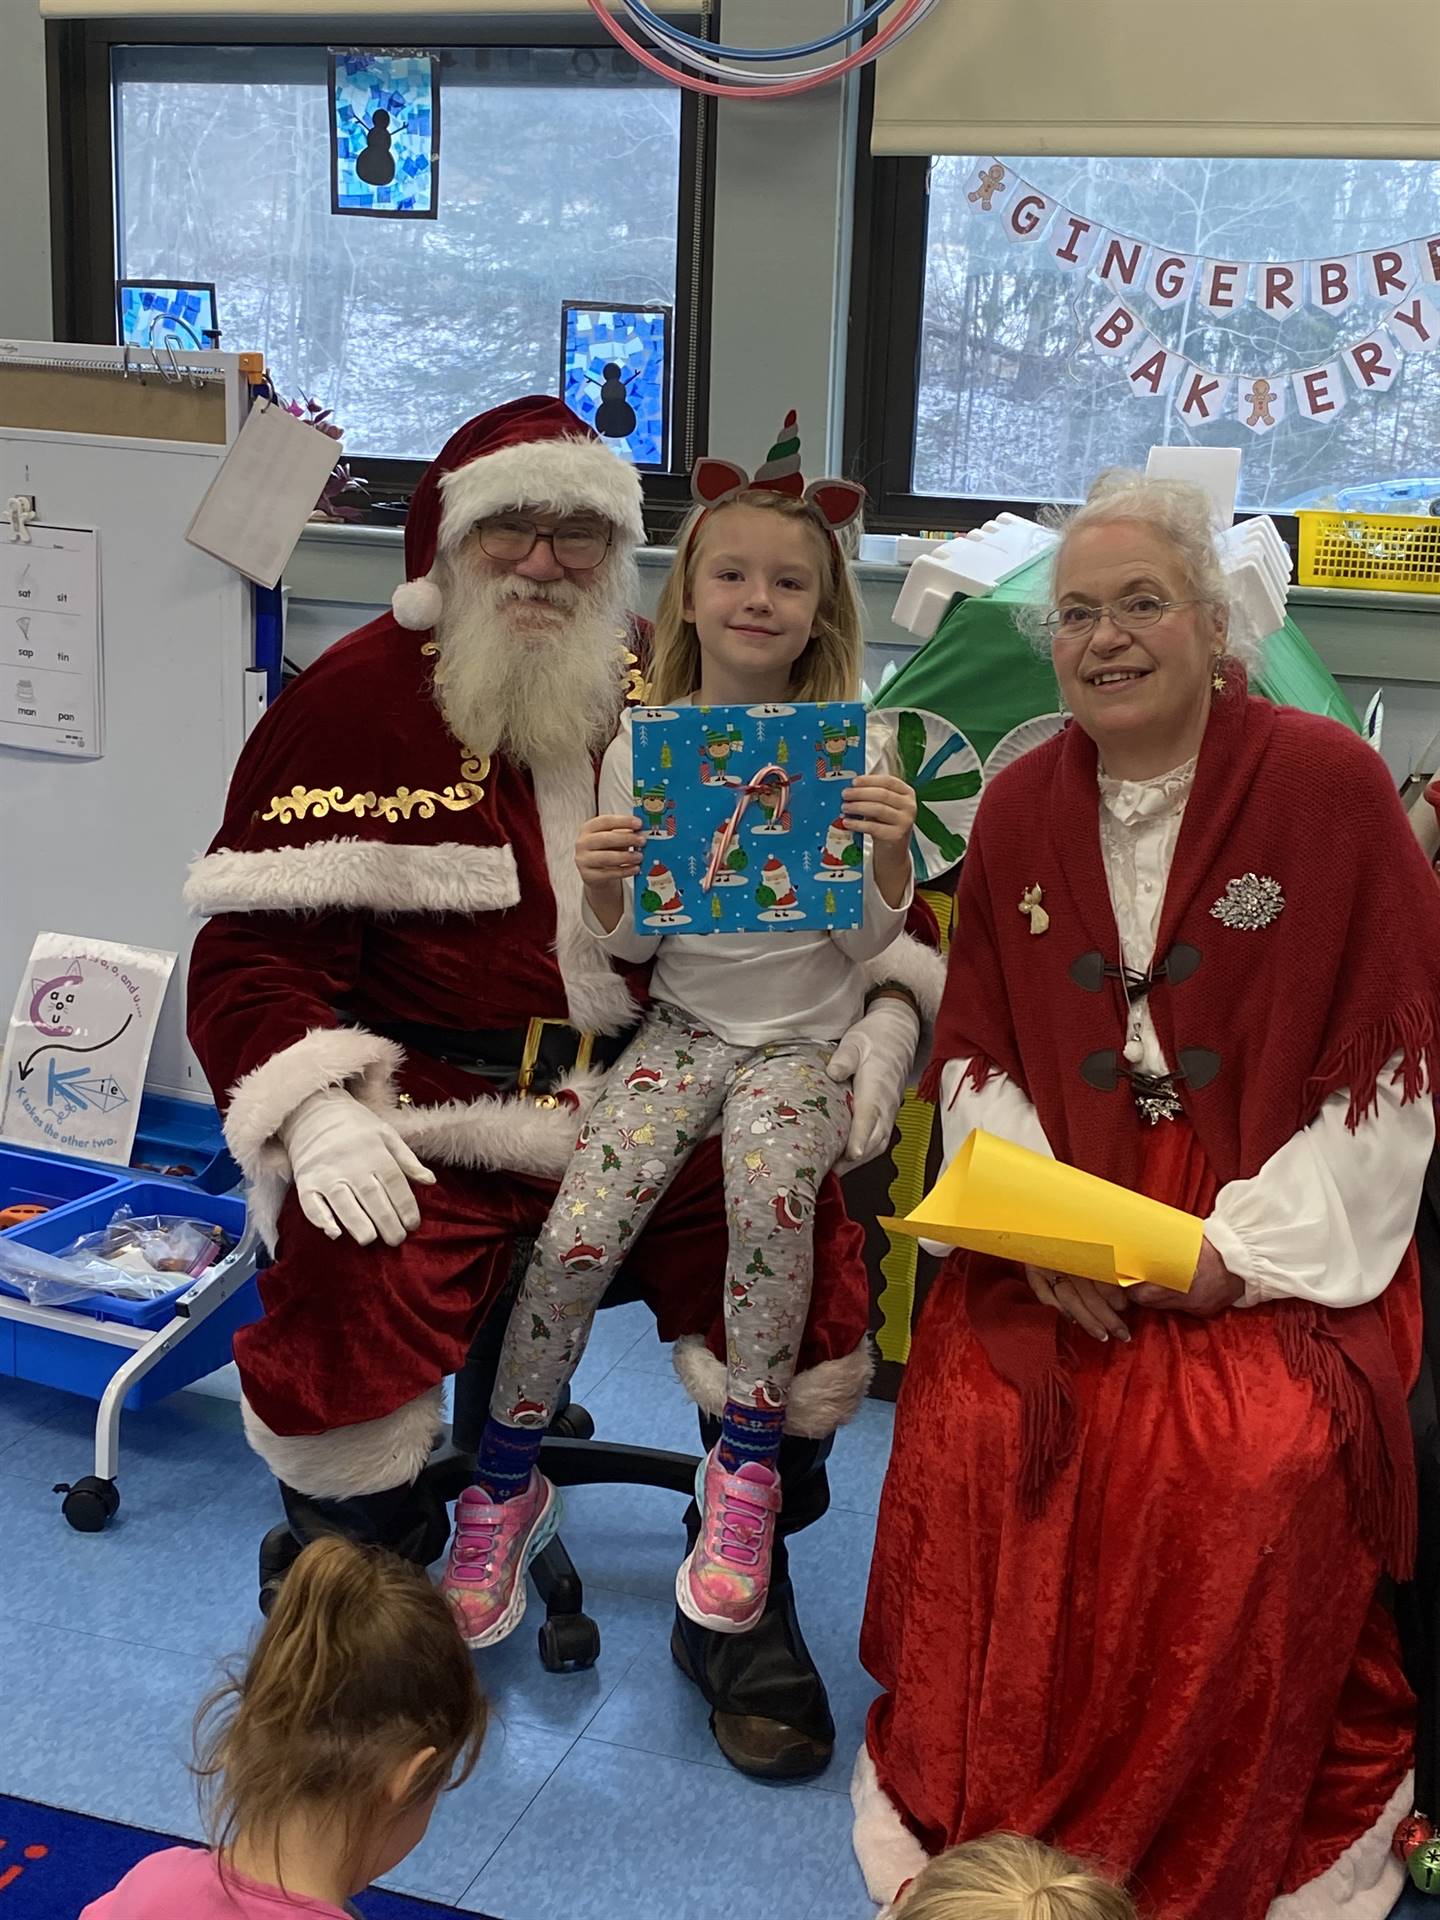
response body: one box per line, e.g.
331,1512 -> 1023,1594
895,1834 -> 1137,1920
194,1537 -> 487,1873
648,490 -> 864,704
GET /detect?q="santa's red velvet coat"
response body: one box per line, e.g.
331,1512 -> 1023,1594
185,611 -> 945,1472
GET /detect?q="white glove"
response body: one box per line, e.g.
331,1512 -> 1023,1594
281,1085 -> 436,1249
827,996 -> 921,1172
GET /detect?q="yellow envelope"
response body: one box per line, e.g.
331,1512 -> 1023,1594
880,1128 -> 1202,1293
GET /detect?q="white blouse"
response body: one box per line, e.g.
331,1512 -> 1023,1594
935,757 -> 1434,1308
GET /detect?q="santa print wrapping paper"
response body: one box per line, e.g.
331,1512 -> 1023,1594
630,700 -> 868,935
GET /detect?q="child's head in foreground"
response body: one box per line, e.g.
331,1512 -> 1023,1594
891,1833 -> 1138,1920
195,1534 -> 488,1895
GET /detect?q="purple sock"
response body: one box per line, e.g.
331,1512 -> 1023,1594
474,1415 -> 546,1503
717,1399 -> 786,1474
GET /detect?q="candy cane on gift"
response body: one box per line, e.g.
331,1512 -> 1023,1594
702,765 -> 802,891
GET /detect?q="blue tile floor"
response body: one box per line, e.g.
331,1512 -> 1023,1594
0,1302 -> 883,1920
0,1302 -> 1424,1919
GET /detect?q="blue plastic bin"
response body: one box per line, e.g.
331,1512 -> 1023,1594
0,1146 -> 129,1229
0,1163 -> 258,1411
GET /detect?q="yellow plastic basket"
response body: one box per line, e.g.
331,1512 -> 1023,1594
1296,507 -> 1440,594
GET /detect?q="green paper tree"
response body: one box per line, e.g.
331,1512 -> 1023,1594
711,893 -> 723,922
660,741 -> 672,770
824,888 -> 837,914
776,736 -> 789,765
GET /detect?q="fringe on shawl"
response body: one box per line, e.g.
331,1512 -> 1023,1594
1277,1304 -> 1417,1581
1302,995 -> 1440,1133
917,1051 -> 1000,1109
1017,1360 -> 1078,1519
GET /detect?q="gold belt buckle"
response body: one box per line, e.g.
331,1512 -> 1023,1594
518,1017 -> 595,1105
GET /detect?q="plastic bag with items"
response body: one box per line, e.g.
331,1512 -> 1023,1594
0,1207 -> 233,1307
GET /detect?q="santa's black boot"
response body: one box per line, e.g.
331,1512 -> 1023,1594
258,1476 -> 453,1614
670,1414 -> 836,1780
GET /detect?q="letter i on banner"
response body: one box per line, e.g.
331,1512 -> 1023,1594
964,159 -> 1013,217
1049,209 -> 1101,273
1174,365 -> 1232,425
1238,374 -> 1285,434
1258,262 -> 1304,320
1126,336 -> 1180,397
1390,292 -> 1440,355
1291,363 -> 1346,421
1345,333 -> 1400,392
1004,185 -> 1054,242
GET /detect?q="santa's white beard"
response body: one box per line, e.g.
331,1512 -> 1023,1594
428,556 -> 635,769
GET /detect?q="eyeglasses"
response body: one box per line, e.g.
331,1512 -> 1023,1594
475,515 -> 613,570
1042,593 -> 1197,641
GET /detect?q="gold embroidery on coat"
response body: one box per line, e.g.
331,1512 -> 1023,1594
261,755 -> 489,826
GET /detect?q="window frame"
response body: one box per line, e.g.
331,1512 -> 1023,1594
843,98 -> 1300,547
47,11 -> 714,528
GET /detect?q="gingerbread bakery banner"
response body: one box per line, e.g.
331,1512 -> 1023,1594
629,701 -> 868,936
968,159 -> 1440,433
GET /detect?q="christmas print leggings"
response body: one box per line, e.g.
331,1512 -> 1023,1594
491,1002 -> 852,1429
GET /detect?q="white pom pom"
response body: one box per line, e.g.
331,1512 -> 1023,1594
392,575 -> 444,631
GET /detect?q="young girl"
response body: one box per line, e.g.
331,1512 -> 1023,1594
82,1537 -> 487,1918
889,1835 -> 1138,1920
440,453 -> 916,1649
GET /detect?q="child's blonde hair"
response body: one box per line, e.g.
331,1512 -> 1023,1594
194,1536 -> 487,1874
895,1834 -> 1137,1920
648,489 -> 864,705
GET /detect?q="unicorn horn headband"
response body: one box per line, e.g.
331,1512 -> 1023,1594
690,410 -> 865,533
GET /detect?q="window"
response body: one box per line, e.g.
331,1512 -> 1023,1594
850,151 -> 1440,524
52,22 -> 709,489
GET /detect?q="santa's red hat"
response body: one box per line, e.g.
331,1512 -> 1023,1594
391,394 -> 646,632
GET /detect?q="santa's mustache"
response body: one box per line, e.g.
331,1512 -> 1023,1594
488,576 -> 585,612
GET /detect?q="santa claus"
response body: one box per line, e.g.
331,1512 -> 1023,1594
183,396 -> 942,1779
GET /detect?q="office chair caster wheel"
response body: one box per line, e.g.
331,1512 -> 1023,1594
538,1612 -> 600,1673
258,1524 -> 303,1615
56,1475 -> 119,1532
549,1403 -> 595,1441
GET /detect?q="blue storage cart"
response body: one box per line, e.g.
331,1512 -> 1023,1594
0,1096 -> 259,1530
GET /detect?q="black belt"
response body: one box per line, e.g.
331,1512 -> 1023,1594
363,1015 -> 632,1096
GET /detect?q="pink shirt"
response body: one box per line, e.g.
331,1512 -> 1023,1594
80,1846 -> 353,1918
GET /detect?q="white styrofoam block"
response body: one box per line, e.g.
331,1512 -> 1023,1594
1145,444 -> 1242,529
894,535 -> 947,565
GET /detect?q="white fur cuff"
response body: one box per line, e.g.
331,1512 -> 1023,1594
393,1069 -> 609,1183
224,1025 -> 403,1181
185,840 -> 520,919
861,933 -> 947,1034
672,1333 -> 875,1437
1265,1769 -> 1410,1920
242,1387 -> 444,1499
851,1743 -> 929,1908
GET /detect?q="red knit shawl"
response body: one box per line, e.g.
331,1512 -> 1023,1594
919,679 -> 1440,1572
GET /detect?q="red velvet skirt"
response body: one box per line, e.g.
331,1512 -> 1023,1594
860,1122 -> 1416,1919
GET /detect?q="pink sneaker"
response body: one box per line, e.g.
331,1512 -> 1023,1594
675,1449 -> 782,1634
440,1472 -> 559,1650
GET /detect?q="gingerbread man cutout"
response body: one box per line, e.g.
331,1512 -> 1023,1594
967,162 -> 1007,211
1245,378 -> 1276,429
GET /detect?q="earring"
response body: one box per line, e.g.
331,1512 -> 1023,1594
1211,656 -> 1227,695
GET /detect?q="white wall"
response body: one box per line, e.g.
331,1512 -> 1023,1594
0,0 -> 53,338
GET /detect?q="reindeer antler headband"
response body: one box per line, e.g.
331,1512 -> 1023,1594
689,409 -> 866,537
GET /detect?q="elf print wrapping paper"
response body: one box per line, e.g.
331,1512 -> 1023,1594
629,701 -> 868,935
